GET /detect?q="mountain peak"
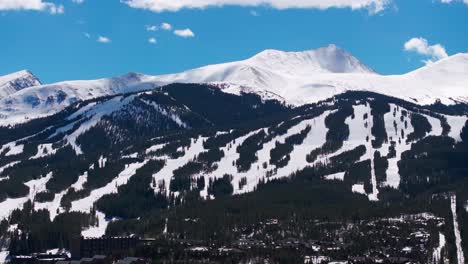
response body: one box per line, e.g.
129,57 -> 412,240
247,45 -> 375,74
0,70 -> 41,98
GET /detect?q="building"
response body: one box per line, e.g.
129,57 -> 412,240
71,237 -> 146,259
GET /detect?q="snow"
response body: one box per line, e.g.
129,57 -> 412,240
383,105 -> 415,189
81,211 -> 115,238
45,248 -> 70,258
0,72 -> 157,126
188,247 -> 209,252
98,156 -> 107,168
445,115 -> 468,141
0,142 -> 24,156
451,194 -> 465,264
351,184 -> 366,195
145,143 -> 166,154
0,69 -> 41,99
0,161 -> 20,175
0,172 -> 53,219
200,112 -> 330,196
63,95 -> 136,155
70,171 -> 88,191
35,171 -> 88,221
151,137 -> 207,195
156,50 -> 468,107
423,114 -> 443,137
31,144 -> 57,159
71,161 -> 147,213
324,172 -> 345,181
327,104 -> 377,200
35,188 -> 67,221
432,232 -> 446,264
271,113 -> 329,183
141,100 -> 188,128
1,46 -> 467,126
0,250 -> 9,264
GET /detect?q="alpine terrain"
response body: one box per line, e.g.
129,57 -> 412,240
0,45 -> 467,264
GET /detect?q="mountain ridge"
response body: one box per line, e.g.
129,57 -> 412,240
0,46 -> 467,125
0,70 -> 41,99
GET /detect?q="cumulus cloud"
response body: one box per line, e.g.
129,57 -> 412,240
160,22 -> 172,30
148,37 -> 157,44
98,36 -> 111,43
72,0 -> 85,4
404,37 -> 448,64
121,0 -> 391,14
174,28 -> 195,38
0,0 -> 64,14
145,25 -> 158,31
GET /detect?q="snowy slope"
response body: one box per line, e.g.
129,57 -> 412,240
0,70 -> 41,98
0,72 -> 160,125
157,49 -> 468,106
1,45 -> 467,126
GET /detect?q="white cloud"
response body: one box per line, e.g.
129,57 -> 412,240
98,36 -> 111,43
160,22 -> 172,30
404,37 -> 448,64
437,0 -> 468,4
174,28 -> 195,38
121,0 -> 391,14
145,25 -> 158,31
72,0 -> 85,4
0,0 -> 64,14
148,37 -> 157,44
250,10 -> 260,16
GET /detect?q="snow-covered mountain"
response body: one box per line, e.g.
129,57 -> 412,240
0,72 -> 160,124
0,44 -> 467,125
0,70 -> 41,99
157,45 -> 468,106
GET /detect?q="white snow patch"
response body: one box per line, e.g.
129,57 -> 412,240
81,211 -> 116,238
34,189 -> 67,221
145,143 -> 167,155
0,142 -> 24,156
71,161 -> 147,213
0,172 -> 53,220
70,172 -> 88,191
423,114 -> 443,137
152,137 -> 206,195
384,105 -> 415,189
63,95 -> 136,155
451,194 -> 466,264
445,115 -> 468,141
352,184 -> 366,195
0,161 -> 20,175
31,144 -> 57,159
0,250 -> 9,264
98,156 -> 107,168
324,172 -> 345,181
432,232 -> 446,264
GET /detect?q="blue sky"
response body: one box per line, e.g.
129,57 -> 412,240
0,0 -> 467,83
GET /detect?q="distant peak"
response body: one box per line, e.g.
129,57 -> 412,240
320,44 -> 340,51
3,69 -> 35,79
0,69 -> 42,94
119,72 -> 146,81
247,45 -> 375,74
